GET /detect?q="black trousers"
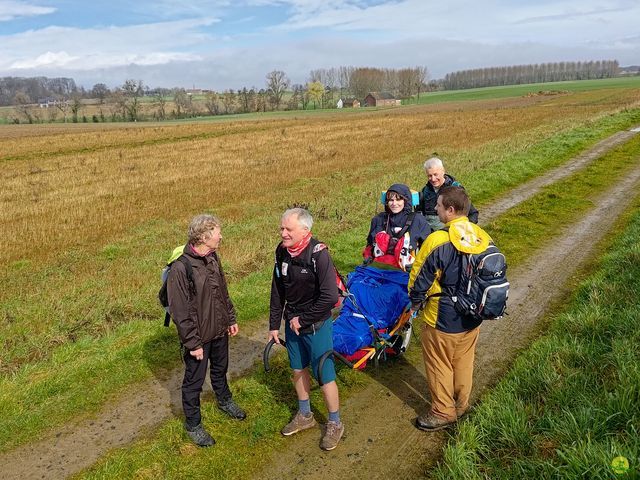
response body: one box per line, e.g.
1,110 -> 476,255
182,335 -> 232,428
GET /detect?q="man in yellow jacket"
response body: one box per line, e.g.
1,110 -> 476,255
408,186 -> 491,431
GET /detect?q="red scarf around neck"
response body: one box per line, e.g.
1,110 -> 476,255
287,232 -> 312,257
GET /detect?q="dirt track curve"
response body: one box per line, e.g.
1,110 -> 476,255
1,126 -> 639,479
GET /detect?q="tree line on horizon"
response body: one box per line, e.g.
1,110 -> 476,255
1,59 -> 631,124
2,65 -> 432,123
442,60 -> 620,90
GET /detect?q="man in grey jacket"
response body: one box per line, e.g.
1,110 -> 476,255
167,213 -> 246,447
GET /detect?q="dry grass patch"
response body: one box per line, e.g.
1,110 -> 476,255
3,88 -> 640,268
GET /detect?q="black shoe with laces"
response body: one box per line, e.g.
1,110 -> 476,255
218,398 -> 247,420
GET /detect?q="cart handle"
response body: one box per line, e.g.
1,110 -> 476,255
263,337 -> 286,373
317,349 -> 354,386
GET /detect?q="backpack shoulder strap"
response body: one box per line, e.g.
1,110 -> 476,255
162,255 -> 195,327
385,211 -> 417,237
177,255 -> 196,298
306,237 -> 322,273
426,226 -> 468,300
397,212 -> 416,237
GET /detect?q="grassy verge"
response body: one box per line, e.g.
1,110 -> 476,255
407,76 -> 640,105
73,130 -> 640,477
431,200 -> 640,480
1,108 -> 640,454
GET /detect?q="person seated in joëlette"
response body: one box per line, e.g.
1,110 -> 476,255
363,183 -> 431,272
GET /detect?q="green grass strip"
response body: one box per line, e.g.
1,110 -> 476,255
73,131 -> 640,478
2,109 -> 640,454
432,202 -> 640,480
406,76 -> 640,105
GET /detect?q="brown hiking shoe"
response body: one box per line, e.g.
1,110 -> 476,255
415,413 -> 456,431
456,406 -> 469,419
320,420 -> 344,451
281,412 -> 316,436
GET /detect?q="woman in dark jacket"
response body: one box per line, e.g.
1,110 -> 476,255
167,214 -> 246,447
363,183 -> 431,271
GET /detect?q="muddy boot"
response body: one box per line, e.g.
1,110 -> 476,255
415,413 -> 456,431
218,398 -> 247,420
281,412 -> 316,436
456,405 -> 471,420
185,423 -> 215,447
320,420 -> 344,451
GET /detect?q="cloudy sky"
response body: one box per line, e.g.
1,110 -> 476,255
0,0 -> 638,90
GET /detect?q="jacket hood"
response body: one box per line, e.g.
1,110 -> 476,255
447,217 -> 491,254
444,173 -> 456,184
385,183 -> 413,214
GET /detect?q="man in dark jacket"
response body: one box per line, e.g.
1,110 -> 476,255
167,214 -> 246,447
417,157 -> 479,230
269,208 -> 343,451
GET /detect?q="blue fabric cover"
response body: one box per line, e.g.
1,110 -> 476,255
333,265 -> 409,355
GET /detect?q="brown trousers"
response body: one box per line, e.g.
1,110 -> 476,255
420,324 -> 480,421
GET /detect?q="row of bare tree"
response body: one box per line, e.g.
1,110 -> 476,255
308,66 -> 430,100
0,76 -> 78,107
441,60 -> 620,90
7,65 -> 433,123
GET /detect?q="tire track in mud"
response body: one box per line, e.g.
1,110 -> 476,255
480,128 -> 638,223
1,127 -> 638,480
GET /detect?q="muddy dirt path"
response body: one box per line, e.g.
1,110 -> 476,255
1,127 -> 638,480
258,144 -> 640,479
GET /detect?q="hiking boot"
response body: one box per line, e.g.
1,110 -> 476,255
281,412 -> 316,436
320,420 -> 344,451
456,406 -> 470,419
185,423 -> 215,447
218,399 -> 246,420
415,413 -> 456,432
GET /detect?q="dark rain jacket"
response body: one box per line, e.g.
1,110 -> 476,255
269,238 -> 339,333
417,174 -> 479,224
167,246 -> 236,351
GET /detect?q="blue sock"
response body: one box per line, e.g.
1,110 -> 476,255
298,398 -> 311,416
328,410 -> 340,423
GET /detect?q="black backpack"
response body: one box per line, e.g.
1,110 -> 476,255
158,255 -> 196,327
450,242 -> 509,321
